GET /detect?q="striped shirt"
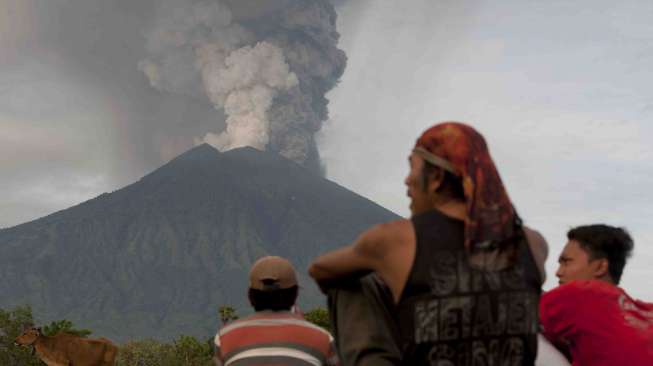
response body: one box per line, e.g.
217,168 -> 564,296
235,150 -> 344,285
214,311 -> 339,366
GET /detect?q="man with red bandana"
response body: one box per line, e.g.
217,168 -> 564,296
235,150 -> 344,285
310,122 -> 548,365
540,224 -> 653,365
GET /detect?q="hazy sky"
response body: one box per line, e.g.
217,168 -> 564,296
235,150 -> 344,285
320,0 -> 653,298
1,1 -> 651,298
1,0 -> 223,227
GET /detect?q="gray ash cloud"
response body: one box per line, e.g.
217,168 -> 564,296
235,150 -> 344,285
140,0 -> 347,174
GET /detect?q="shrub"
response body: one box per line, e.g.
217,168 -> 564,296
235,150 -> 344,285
0,305 -> 42,366
117,335 -> 213,366
304,307 -> 331,331
116,339 -> 176,366
42,319 -> 92,337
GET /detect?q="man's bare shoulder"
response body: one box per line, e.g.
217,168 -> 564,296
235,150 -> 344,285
356,219 -> 413,255
523,226 -> 548,256
365,219 -> 413,242
523,226 -> 548,282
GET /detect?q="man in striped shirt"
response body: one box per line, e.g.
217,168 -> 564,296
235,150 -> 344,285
213,256 -> 340,366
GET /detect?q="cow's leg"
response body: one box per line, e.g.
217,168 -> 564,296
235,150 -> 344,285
102,344 -> 118,365
35,352 -> 71,366
44,359 -> 70,366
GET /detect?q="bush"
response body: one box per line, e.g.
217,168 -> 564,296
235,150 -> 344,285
173,335 -> 213,366
42,319 -> 92,337
117,335 -> 213,366
0,305 -> 42,366
304,307 -> 331,331
218,306 -> 238,326
117,339 -> 176,366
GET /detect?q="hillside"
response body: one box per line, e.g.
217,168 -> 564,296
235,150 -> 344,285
0,144 -> 399,341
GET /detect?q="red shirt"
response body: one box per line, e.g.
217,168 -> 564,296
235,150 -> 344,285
540,280 -> 653,366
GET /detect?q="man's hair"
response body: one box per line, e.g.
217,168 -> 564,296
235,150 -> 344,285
421,162 -> 465,200
248,286 -> 298,311
567,224 -> 634,284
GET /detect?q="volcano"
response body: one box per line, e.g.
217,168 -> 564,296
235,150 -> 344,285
0,144 -> 399,341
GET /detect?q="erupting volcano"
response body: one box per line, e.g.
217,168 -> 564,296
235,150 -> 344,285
0,145 -> 398,341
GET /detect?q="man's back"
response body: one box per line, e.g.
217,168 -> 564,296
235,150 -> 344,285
397,209 -> 542,365
215,311 -> 338,366
540,280 -> 653,365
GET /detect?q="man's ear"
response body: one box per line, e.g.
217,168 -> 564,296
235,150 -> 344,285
427,167 -> 445,194
591,258 -> 610,280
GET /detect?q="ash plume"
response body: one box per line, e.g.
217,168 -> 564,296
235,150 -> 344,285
140,0 -> 347,173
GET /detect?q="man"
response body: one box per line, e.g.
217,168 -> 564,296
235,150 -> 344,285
309,122 -> 548,365
540,224 -> 653,365
214,256 -> 339,366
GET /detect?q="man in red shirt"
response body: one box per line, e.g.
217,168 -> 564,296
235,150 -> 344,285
540,224 -> 653,365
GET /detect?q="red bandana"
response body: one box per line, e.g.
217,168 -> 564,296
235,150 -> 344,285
414,122 -> 520,251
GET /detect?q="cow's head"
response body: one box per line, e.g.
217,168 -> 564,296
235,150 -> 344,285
14,327 -> 41,346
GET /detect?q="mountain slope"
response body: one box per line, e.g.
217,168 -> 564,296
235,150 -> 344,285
0,144 -> 399,341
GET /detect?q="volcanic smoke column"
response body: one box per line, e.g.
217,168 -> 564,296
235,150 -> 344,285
198,41 -> 298,151
139,0 -> 347,174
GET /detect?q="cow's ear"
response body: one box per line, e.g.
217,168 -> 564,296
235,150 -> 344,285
36,327 -> 42,333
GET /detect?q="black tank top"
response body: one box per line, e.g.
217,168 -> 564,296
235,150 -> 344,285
397,210 -> 541,365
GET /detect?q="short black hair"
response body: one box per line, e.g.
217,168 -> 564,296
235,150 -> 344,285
567,224 -> 634,284
248,286 -> 298,312
421,162 -> 465,200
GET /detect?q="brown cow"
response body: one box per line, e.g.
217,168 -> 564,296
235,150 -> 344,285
14,327 -> 118,366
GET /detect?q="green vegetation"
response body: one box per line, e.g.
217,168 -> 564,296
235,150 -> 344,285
0,305 -> 41,366
1,304 -> 331,365
304,307 -> 331,331
116,335 -> 214,366
218,305 -> 239,326
42,319 -> 92,337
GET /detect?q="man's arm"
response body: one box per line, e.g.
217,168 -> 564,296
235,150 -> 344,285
213,336 -> 223,366
540,283 -> 583,349
326,337 -> 341,366
213,354 -> 223,366
308,222 -> 395,290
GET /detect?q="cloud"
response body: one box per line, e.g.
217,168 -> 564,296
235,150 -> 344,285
0,63 -> 116,227
0,173 -> 109,227
139,0 -> 347,173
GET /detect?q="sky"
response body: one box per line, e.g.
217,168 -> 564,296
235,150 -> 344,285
319,0 -> 653,297
0,0 -> 221,227
1,0 -> 652,298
